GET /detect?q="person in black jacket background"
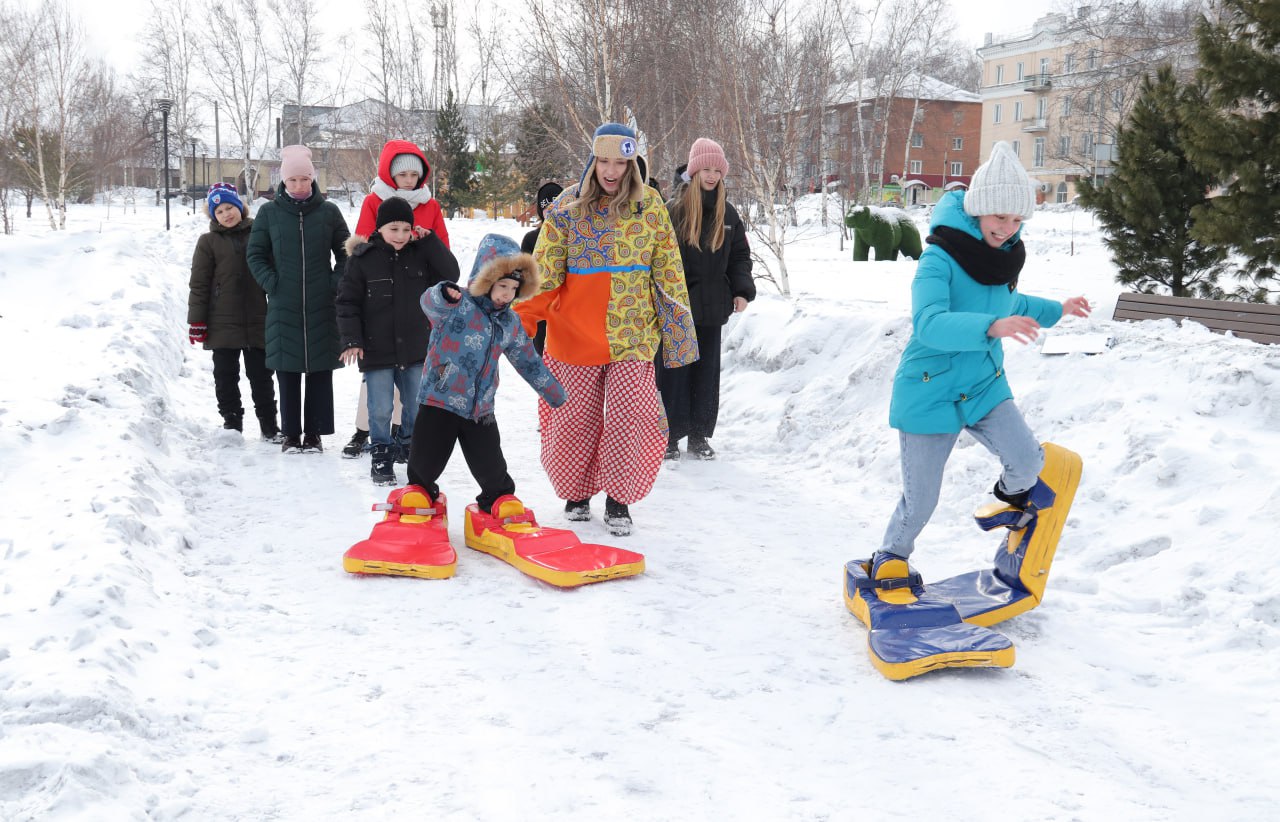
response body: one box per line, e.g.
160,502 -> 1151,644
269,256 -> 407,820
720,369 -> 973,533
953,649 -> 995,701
520,181 -> 564,355
188,182 -> 279,440
660,138 -> 754,461
336,197 -> 460,485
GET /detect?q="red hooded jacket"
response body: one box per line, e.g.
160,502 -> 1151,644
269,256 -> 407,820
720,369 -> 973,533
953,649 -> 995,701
354,139 -> 450,247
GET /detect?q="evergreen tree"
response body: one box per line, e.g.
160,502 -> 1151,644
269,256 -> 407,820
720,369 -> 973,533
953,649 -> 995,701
1183,0 -> 1280,300
433,89 -> 473,216
514,102 -> 568,197
472,127 -> 524,220
1077,66 -> 1227,297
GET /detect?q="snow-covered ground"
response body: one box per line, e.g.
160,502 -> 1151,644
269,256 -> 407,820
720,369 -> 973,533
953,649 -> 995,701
1,194 -> 1278,821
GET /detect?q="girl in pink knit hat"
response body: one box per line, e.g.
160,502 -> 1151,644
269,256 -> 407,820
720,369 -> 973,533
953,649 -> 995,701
246,144 -> 352,453
660,138 -> 755,461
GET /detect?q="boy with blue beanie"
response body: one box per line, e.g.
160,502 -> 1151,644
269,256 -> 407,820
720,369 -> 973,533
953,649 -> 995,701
187,182 -> 280,440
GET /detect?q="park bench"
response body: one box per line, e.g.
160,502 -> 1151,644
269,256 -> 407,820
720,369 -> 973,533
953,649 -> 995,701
1112,292 -> 1280,345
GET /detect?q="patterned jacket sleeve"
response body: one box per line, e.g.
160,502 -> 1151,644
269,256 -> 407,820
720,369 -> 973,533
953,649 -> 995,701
503,321 -> 567,407
515,206 -> 569,337
648,199 -> 699,367
421,280 -> 461,325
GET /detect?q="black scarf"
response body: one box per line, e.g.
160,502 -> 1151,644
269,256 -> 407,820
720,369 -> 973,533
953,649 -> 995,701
926,225 -> 1025,290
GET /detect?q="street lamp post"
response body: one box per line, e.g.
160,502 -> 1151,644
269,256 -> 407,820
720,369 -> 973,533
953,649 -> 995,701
190,138 -> 198,215
154,98 -> 173,230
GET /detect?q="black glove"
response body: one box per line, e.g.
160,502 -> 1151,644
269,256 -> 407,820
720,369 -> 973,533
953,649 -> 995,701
441,282 -> 462,304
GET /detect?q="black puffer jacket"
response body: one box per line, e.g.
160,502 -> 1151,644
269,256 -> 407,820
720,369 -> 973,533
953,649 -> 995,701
335,232 -> 460,371
187,217 -> 266,350
667,187 -> 755,325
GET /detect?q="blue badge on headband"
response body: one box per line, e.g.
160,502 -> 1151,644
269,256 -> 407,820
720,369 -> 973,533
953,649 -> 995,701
619,138 -> 637,158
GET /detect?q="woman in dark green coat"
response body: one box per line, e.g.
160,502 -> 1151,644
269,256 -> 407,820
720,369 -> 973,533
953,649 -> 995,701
247,144 -> 351,453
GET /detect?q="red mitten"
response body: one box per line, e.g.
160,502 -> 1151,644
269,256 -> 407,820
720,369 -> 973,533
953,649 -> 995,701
189,323 -> 208,345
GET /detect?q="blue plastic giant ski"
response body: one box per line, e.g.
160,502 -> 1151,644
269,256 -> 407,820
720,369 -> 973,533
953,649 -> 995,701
844,442 -> 1083,680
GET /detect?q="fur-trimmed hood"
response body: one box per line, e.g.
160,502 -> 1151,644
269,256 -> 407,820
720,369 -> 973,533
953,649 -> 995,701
468,250 -> 540,301
467,233 -> 540,301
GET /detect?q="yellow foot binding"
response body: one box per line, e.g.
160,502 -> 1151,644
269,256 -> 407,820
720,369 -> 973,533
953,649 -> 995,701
464,495 -> 644,587
930,442 -> 1084,626
843,559 -> 1015,681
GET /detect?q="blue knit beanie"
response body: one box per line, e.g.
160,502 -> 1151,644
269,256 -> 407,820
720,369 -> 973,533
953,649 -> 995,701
207,182 -> 245,218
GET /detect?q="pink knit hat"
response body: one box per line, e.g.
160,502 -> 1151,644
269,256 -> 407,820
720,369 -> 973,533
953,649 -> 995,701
280,144 -> 315,180
687,138 -> 729,177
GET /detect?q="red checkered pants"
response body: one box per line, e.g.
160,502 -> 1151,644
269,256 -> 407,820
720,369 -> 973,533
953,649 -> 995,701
539,358 -> 668,505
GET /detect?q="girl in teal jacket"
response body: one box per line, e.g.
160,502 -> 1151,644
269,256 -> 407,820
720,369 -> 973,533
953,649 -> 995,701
873,142 -> 1091,583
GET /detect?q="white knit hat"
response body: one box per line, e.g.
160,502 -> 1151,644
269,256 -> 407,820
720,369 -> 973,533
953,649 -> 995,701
963,141 -> 1035,220
389,153 -> 424,179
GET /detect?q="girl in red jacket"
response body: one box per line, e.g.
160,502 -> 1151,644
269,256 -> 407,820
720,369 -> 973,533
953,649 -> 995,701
342,139 -> 452,459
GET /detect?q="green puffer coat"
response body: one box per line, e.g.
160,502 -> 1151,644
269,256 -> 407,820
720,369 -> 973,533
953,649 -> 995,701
247,181 -> 351,372
187,217 -> 266,350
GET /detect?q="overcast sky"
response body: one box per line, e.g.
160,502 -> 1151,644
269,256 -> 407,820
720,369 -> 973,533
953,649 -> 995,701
61,0 -> 1064,87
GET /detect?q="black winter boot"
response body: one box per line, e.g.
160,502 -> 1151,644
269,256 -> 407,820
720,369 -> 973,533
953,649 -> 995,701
258,415 -> 283,443
564,498 -> 591,522
687,436 -> 716,460
604,496 -> 632,537
664,436 -> 681,461
370,444 -> 396,486
222,412 -> 244,432
301,433 -> 323,453
341,429 -> 369,459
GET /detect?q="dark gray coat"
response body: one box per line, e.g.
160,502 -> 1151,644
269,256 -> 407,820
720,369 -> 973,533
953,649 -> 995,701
187,217 -> 266,350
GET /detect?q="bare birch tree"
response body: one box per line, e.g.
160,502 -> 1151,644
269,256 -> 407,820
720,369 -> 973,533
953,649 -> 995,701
0,1 -> 41,233
269,0 -> 326,142
10,1 -> 95,229
200,0 -> 272,195
717,0 -> 839,295
141,0 -> 201,188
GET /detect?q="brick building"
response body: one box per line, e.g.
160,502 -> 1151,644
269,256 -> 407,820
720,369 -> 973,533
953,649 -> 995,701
816,73 -> 982,206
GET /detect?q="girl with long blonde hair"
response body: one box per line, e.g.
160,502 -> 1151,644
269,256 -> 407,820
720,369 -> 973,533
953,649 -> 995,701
516,122 -> 699,536
659,138 -> 755,461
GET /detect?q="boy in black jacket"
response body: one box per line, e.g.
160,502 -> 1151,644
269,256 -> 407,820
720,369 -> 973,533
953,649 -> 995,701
336,197 -> 460,485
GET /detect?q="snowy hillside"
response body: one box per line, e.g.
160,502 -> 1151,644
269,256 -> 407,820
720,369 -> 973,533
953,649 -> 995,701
1,198 -> 1278,821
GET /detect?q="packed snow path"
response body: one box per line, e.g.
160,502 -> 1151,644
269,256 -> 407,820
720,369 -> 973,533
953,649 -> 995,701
1,204 -> 1278,820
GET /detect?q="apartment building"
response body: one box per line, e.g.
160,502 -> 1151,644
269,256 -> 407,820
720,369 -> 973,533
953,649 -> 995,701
976,6 -> 1194,204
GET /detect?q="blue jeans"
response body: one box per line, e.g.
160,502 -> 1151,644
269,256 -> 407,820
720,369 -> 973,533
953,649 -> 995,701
365,365 -> 423,447
879,400 -> 1043,559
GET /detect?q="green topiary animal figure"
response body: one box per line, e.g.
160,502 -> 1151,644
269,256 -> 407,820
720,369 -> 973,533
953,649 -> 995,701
845,206 -> 923,262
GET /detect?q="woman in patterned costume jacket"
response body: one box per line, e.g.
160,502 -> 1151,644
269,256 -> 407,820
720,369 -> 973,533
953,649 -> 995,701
516,122 -> 698,536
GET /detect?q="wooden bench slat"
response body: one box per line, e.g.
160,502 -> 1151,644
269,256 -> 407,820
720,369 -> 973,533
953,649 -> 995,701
1112,291 -> 1280,345
1116,292 -> 1280,316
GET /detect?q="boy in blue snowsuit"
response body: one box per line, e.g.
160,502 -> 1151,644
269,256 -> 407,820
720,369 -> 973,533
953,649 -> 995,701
871,141 -> 1091,584
406,233 -> 568,513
